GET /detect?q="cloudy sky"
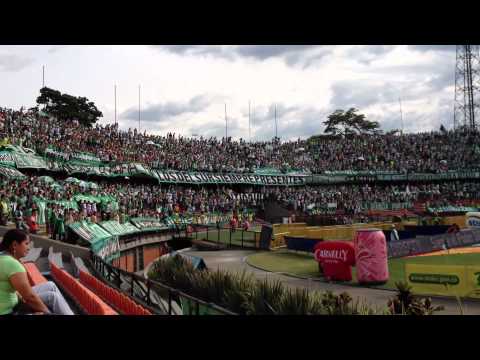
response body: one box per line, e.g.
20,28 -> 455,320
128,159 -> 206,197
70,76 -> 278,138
0,45 -> 457,141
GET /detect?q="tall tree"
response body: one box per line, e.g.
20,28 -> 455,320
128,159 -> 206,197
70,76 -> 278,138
323,108 -> 381,136
36,87 -> 103,127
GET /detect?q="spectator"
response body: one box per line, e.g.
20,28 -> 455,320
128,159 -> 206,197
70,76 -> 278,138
0,229 -> 73,315
26,209 -> 39,234
390,224 -> 399,242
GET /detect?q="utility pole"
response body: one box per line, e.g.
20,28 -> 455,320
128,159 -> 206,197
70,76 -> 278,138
42,65 -> 45,88
248,100 -> 251,142
114,84 -> 117,126
252,102 -> 255,141
225,103 -> 227,140
138,85 -> 141,133
274,103 -> 278,139
399,97 -> 404,134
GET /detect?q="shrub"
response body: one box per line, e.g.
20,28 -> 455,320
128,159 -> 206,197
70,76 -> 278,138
148,256 -> 443,315
387,282 -> 444,315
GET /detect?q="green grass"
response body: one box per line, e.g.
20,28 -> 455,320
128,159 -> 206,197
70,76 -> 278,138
191,228 -> 260,248
247,251 -> 321,278
246,250 -> 480,290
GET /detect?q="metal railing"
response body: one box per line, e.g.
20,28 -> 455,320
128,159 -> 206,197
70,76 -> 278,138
89,253 -> 236,315
187,224 -> 259,249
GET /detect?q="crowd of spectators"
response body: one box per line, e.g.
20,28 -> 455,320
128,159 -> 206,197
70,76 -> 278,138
2,106 -> 480,174
2,176 -> 480,236
267,182 -> 480,214
307,132 -> 480,173
2,105 -> 480,240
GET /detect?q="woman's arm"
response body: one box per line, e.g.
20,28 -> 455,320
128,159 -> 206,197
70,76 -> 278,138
9,272 -> 50,314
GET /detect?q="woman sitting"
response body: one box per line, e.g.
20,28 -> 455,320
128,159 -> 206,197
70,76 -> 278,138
0,229 -> 74,315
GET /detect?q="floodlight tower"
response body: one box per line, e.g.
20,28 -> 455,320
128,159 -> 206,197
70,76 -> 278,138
454,45 -> 480,130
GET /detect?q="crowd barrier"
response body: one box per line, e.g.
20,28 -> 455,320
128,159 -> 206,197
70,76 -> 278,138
272,223 -> 308,235
387,228 -> 480,258
284,236 -> 322,253
383,230 -> 416,240
272,220 -> 431,249
271,232 -> 289,248
269,222 -> 401,248
403,225 -> 451,236
442,215 -> 468,229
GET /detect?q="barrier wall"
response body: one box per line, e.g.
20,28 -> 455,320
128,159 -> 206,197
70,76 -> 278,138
272,223 -> 307,235
117,253 -> 135,273
269,222 -> 398,248
271,232 -> 289,248
285,236 -> 322,253
405,264 -> 480,299
442,215 -> 468,229
143,245 -> 167,269
304,222 -> 398,241
0,226 -> 91,260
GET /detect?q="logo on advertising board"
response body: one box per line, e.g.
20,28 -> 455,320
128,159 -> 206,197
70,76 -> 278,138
466,212 -> 480,228
468,270 -> 480,298
408,273 -> 460,285
475,272 -> 480,286
314,249 -> 349,263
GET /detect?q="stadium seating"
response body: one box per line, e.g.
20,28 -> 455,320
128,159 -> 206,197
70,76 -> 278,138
23,262 -> 48,286
48,247 -> 64,269
79,270 -> 152,315
70,252 -> 90,278
21,247 -> 42,263
49,262 -> 118,315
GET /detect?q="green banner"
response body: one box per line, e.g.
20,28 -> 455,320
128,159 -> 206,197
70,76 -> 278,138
70,151 -> 102,164
155,171 -> 306,186
90,235 -> 120,263
0,151 -> 16,167
44,146 -> 70,161
69,221 -> 112,243
13,153 -> 48,169
130,217 -> 169,231
308,171 -> 480,184
99,220 -> 140,236
73,194 -> 102,203
0,165 -> 26,179
427,206 -> 478,213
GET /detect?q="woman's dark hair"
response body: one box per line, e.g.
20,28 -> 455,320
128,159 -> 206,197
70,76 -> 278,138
0,229 -> 28,251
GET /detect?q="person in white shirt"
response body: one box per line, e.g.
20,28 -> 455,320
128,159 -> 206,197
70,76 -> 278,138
390,224 -> 400,242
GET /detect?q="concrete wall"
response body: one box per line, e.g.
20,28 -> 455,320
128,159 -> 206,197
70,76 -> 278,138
0,226 -> 90,259
1,226 -> 176,266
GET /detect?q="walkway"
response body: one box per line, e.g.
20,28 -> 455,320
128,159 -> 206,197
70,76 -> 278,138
183,249 -> 480,315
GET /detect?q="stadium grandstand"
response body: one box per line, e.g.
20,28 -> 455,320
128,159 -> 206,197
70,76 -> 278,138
2,105 -> 480,315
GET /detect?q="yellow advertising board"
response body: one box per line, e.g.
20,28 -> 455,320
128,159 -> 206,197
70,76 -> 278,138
465,266 -> 480,299
405,264 -> 480,299
405,264 -> 469,297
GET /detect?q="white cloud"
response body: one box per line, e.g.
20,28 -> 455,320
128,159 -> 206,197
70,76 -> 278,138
0,53 -> 35,72
0,45 -> 460,139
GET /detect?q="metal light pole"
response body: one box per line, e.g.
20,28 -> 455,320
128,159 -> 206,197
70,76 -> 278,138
138,85 -> 141,133
274,103 -> 278,139
399,97 -> 404,134
248,100 -> 251,142
114,84 -> 117,126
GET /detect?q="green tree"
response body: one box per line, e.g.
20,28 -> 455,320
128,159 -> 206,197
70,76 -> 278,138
323,108 -> 381,136
36,87 -> 103,127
